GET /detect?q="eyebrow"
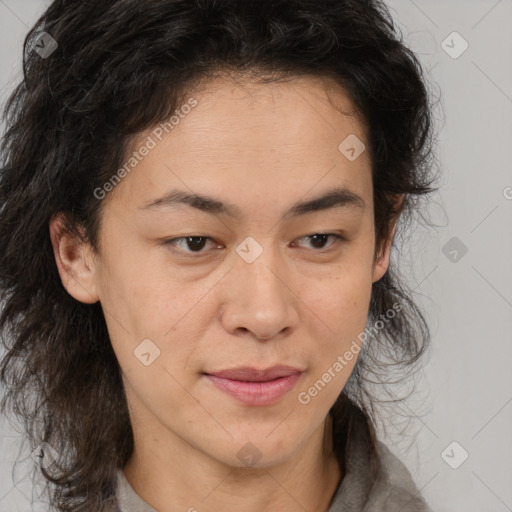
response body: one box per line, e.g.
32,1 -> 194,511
139,186 -> 365,219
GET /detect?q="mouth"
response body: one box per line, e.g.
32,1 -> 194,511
203,365 -> 304,406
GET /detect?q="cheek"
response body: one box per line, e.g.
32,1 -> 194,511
119,363 -> 194,437
296,273 -> 372,410
95,239 -> 175,330
302,267 -> 373,335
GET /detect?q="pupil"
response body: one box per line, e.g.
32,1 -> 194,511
187,237 -> 206,251
310,234 -> 328,249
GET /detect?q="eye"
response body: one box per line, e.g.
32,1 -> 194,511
292,233 -> 346,250
162,232 -> 346,257
163,236 -> 222,254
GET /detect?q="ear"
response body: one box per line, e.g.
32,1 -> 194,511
49,214 -> 100,304
372,196 -> 403,283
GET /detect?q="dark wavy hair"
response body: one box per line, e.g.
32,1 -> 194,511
0,0 -> 438,510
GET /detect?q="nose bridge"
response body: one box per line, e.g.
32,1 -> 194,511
239,236 -> 287,305
223,236 -> 297,339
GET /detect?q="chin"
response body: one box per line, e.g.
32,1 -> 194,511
212,430 -> 306,469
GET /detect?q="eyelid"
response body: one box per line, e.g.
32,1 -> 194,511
292,233 -> 347,249
162,236 -> 222,256
162,232 -> 347,256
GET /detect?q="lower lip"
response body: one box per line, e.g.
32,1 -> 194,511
204,373 -> 302,406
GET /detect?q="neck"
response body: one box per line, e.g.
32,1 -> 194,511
123,414 -> 342,512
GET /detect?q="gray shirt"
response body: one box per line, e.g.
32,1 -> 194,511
115,436 -> 433,512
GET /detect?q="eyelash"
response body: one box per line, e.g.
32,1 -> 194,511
162,233 -> 347,257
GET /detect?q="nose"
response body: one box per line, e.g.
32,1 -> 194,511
219,243 -> 299,341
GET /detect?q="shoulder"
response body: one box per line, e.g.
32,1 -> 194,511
365,441 -> 433,512
115,469 -> 158,512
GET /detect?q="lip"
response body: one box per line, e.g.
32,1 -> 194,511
204,365 -> 304,406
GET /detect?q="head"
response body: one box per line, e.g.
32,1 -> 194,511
0,0 -> 437,509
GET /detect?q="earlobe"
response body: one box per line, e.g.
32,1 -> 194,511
372,238 -> 392,283
49,214 -> 100,304
372,220 -> 398,284
372,195 -> 404,283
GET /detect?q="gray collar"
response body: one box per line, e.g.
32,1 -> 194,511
115,437 -> 432,512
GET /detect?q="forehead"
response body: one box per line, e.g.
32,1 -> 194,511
169,73 -> 363,146
110,73 -> 372,213
131,72 -> 367,154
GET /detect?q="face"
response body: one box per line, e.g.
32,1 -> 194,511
51,74 -> 393,470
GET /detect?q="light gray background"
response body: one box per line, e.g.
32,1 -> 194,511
0,1 -> 511,511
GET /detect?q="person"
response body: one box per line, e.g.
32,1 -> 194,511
0,0 -> 439,510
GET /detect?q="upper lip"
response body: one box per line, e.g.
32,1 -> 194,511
205,365 -> 304,382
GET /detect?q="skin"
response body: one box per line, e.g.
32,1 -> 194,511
50,74 -> 396,512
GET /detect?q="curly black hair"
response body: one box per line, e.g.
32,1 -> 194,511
0,0 -> 438,510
